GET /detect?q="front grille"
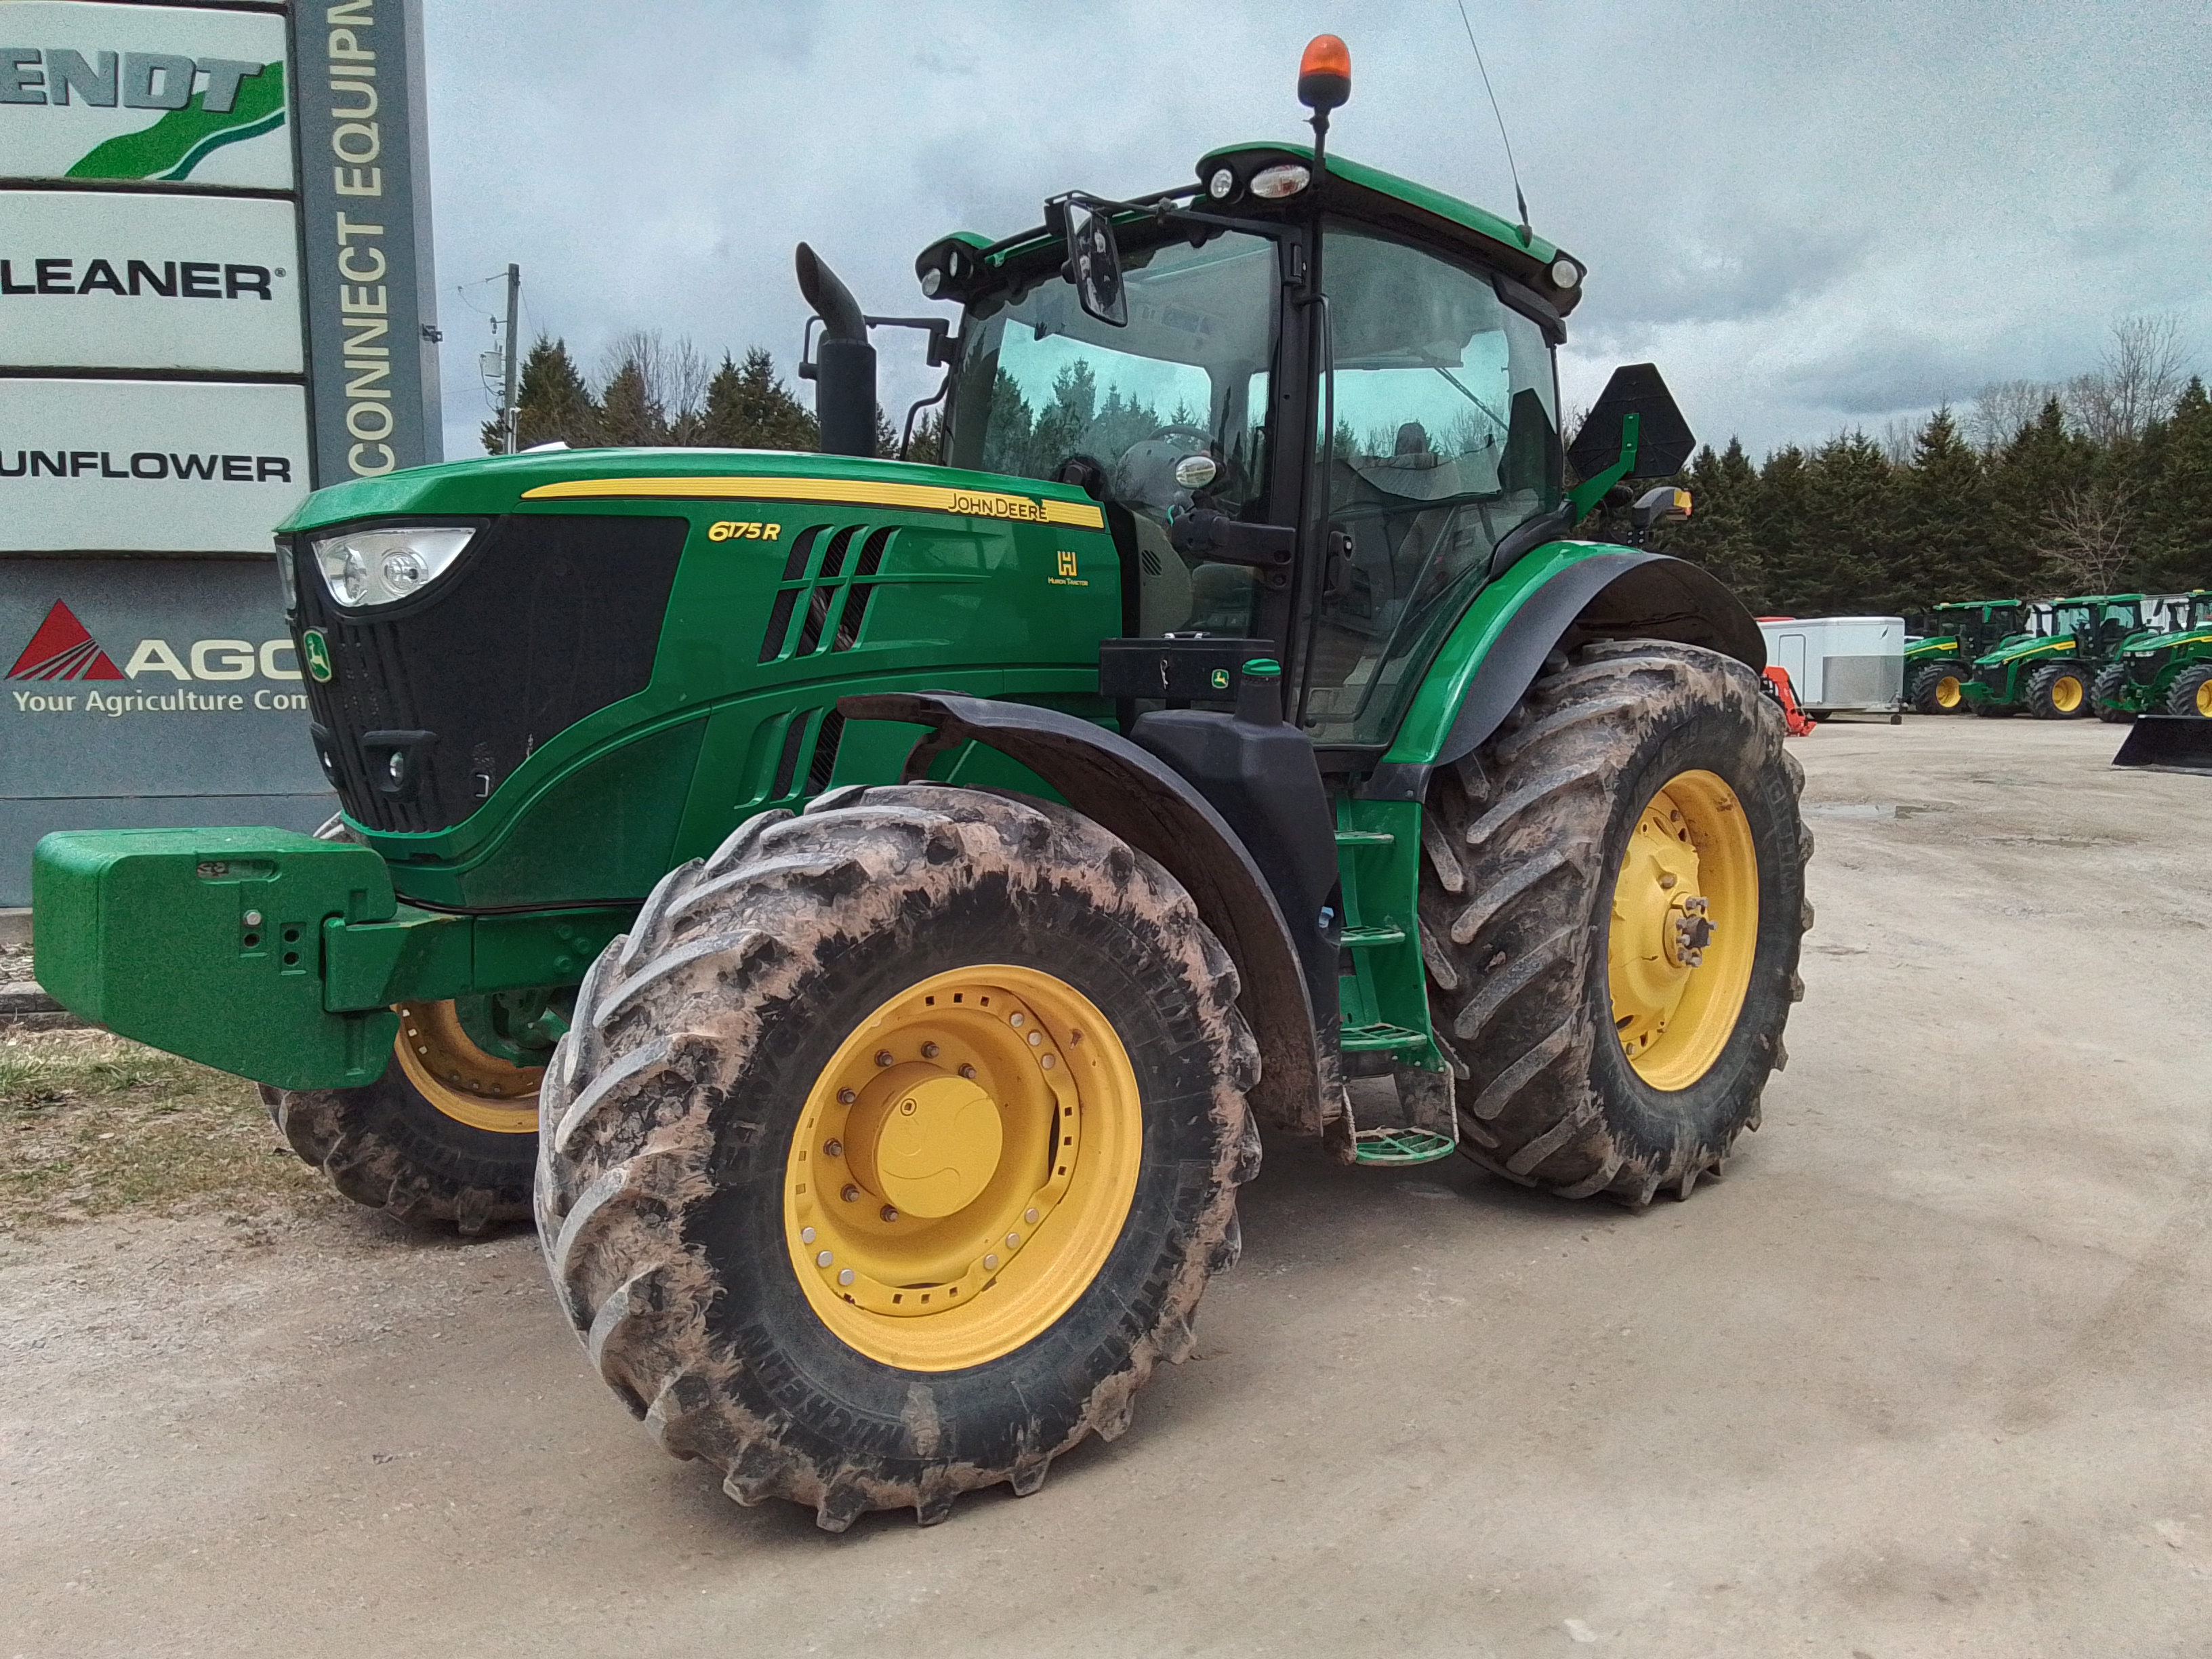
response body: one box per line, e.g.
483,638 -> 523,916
291,513 -> 686,833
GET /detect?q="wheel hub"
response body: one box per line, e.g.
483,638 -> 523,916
1606,771 -> 1761,1091
783,967 -> 1143,1370
845,1065 -> 1004,1217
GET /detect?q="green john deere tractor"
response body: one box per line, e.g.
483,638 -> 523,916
32,40 -> 1810,1530
1960,594 -> 2155,719
2091,590 -> 2212,721
1904,599 -> 2027,714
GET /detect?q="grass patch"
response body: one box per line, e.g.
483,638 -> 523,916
0,1027 -> 323,1230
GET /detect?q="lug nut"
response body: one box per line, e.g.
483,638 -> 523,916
800,1227 -> 816,1244
1009,1012 -> 1024,1028
876,1049 -> 894,1067
824,1139 -> 843,1158
984,1252 -> 999,1270
842,1184 -> 862,1204
838,1268 -> 855,1286
837,1088 -> 856,1105
816,1250 -> 834,1267
959,1064 -> 977,1080
1005,1232 -> 1020,1248
920,1042 -> 939,1059
880,1204 -> 899,1223
1025,1207 -> 1040,1225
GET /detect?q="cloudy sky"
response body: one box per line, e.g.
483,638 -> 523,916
419,0 -> 2211,465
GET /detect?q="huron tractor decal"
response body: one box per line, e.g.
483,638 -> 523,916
7,600 -> 123,681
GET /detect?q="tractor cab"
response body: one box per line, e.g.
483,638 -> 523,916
890,123 -> 1694,764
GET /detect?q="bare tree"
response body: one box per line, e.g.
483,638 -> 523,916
602,330 -> 712,443
1878,415 -> 1919,467
2064,314 -> 2189,445
1965,379 -> 2052,453
2034,479 -> 2138,592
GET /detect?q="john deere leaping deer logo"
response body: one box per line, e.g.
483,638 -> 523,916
300,628 -> 332,682
7,600 -> 124,681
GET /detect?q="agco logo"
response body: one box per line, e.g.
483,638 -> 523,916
8,600 -> 310,715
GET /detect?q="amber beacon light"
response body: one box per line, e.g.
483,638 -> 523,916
1298,34 -> 1351,112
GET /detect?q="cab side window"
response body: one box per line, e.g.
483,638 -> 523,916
1303,226 -> 1559,746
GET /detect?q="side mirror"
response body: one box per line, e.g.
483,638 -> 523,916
1056,195 -> 1128,328
1565,363 -> 1696,519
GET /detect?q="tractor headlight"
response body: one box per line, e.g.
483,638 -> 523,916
273,537 -> 298,613
310,527 -> 474,611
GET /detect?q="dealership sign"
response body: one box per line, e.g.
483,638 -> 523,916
1,2 -> 443,903
0,2 -> 292,189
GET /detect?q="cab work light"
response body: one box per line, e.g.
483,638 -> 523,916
310,527 -> 475,610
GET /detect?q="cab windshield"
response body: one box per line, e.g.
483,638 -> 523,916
947,230 -> 1279,636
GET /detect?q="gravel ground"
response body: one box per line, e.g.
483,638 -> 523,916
1,715 -> 2207,1658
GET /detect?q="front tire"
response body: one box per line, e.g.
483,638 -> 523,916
2167,663 -> 2212,718
2027,662 -> 2090,720
2091,662 -> 2133,722
1417,641 -> 1810,1206
1910,663 -> 1967,715
535,785 -> 1258,1530
264,1000 -> 541,1234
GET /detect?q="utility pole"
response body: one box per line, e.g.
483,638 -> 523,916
500,263 -> 521,454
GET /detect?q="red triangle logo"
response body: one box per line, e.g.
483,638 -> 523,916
7,601 -> 125,681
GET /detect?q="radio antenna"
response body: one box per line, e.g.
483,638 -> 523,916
1452,0 -> 1531,242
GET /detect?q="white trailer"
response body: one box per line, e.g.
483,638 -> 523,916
1758,615 -> 1905,718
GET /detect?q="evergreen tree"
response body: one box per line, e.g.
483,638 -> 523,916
1891,409 -> 1992,605
698,348 -> 819,451
1661,438 -> 1765,608
487,336 -> 599,452
596,360 -> 667,447
2137,378 -> 2212,591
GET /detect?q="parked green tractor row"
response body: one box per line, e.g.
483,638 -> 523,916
1904,600 -> 2029,714
1958,594 -> 2171,720
2091,590 -> 2212,721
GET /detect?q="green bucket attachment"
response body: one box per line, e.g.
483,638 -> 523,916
2112,716 -> 2212,776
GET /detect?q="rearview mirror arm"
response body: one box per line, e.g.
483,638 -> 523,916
1565,410 -> 1640,522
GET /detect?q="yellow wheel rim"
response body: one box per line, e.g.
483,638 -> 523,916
1606,771 -> 1761,1092
2051,674 -> 2084,713
2198,680 -> 2212,718
783,966 -> 1142,1372
392,1000 -> 543,1133
1936,676 -> 1963,708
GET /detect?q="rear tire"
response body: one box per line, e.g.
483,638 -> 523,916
2091,663 -> 2133,722
535,785 -> 1258,1530
263,1004 -> 540,1235
2167,663 -> 2212,718
2027,662 -> 2090,720
1416,641 -> 1810,1206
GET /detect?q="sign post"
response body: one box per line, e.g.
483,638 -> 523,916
0,0 -> 438,907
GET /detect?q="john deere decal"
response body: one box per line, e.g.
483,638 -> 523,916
7,600 -> 124,680
302,628 -> 332,683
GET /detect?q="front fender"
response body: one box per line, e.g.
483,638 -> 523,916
1364,544 -> 1765,800
836,691 -> 1330,1137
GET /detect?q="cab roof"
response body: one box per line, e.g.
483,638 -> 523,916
919,142 -> 1584,321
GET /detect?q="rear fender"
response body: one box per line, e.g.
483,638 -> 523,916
838,691 -> 1330,1136
1364,544 -> 1765,800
